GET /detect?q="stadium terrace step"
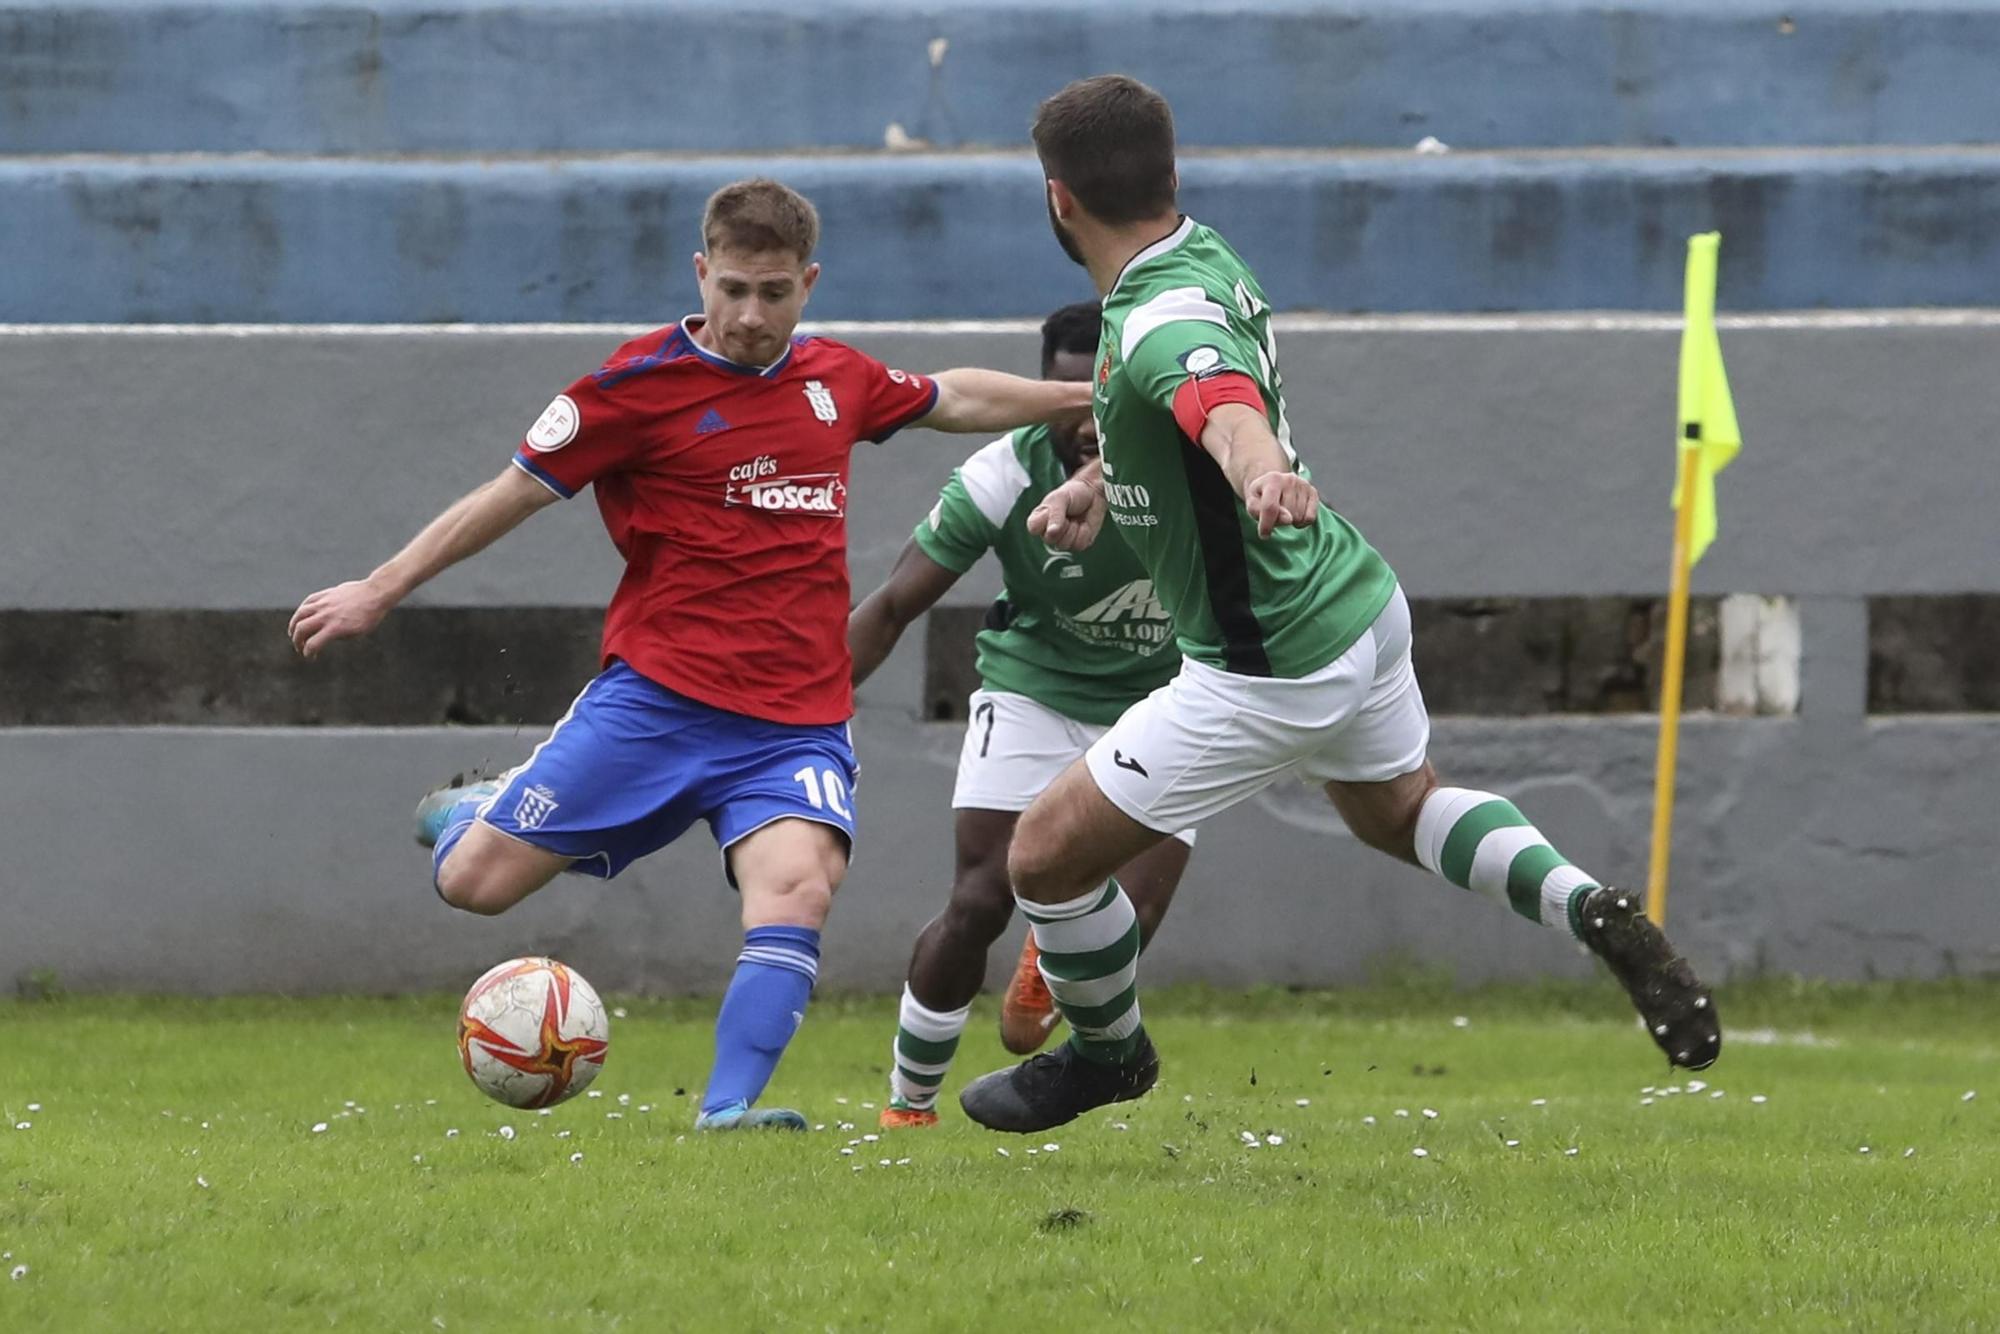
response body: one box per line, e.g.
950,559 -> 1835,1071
3,147 -> 1998,322
3,1 -> 2000,155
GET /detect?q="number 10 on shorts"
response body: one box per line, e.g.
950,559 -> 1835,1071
793,765 -> 852,819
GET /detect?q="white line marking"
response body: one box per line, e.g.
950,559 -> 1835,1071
2,310 -> 1999,338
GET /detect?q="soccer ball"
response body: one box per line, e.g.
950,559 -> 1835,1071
456,956 -> 610,1108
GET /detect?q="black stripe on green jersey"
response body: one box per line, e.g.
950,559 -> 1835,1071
1177,435 -> 1271,676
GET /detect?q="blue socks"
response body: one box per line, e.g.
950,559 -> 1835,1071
701,926 -> 821,1115
429,794 -> 485,898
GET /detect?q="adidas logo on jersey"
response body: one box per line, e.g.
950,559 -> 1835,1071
695,408 -> 730,435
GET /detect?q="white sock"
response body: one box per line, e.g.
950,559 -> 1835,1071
890,984 -> 970,1109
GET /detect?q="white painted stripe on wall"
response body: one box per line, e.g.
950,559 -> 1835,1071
4,310 -> 1999,339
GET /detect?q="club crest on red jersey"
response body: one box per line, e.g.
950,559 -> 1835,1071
804,380 -> 839,424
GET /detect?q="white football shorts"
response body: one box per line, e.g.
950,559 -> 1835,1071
1084,585 -> 1431,834
954,688 -> 1197,847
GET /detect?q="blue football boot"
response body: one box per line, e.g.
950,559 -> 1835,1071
413,774 -> 501,848
693,1100 -> 808,1132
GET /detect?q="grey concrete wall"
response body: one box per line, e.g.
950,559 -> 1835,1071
6,710 -> 1996,995
6,315 -> 1995,610
3,317 -> 1998,994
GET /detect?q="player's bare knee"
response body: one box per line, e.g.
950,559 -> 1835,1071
1131,896 -> 1169,943
1327,762 -> 1438,863
1360,820 -> 1408,860
943,869 -> 1015,943
1005,800 -> 1069,899
1008,840 -> 1082,907
431,850 -> 470,910
1005,835 -> 1052,904
1377,767 -> 1441,857
434,857 -> 508,917
747,873 -> 836,930
1352,810 -> 1417,859
1366,803 -> 1427,860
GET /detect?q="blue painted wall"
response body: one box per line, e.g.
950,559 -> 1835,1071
3,2 -> 1999,153
4,149 -> 1997,321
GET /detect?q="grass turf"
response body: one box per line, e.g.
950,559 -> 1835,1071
4,977 -> 1998,1331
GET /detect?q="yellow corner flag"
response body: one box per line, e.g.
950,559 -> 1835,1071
1673,233 -> 1741,566
1648,232 -> 1743,926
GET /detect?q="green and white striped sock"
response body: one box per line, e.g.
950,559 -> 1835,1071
1414,787 -> 1600,938
1019,880 -> 1143,1064
890,985 -> 970,1110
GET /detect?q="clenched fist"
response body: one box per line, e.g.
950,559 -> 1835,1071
1244,472 -> 1319,538
1028,476 -> 1108,552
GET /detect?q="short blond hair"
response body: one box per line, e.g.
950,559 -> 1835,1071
701,178 -> 820,262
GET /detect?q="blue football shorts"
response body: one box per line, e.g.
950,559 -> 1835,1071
476,661 -> 858,882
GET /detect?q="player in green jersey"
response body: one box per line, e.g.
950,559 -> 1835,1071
961,75 -> 1721,1133
849,303 -> 1197,1129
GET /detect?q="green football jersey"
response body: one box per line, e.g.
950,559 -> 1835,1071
1095,217 -> 1397,679
913,425 -> 1180,726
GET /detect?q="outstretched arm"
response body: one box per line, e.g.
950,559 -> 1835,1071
915,369 -> 1092,435
849,539 -> 963,686
288,464 -> 558,657
1197,402 -> 1319,539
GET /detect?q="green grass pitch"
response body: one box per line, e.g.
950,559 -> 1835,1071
5,977 -> 1998,1330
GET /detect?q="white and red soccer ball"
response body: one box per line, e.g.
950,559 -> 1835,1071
456,956 -> 610,1108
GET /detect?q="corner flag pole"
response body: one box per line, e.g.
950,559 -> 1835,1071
1648,231 -> 1733,927
1646,443 -> 1701,926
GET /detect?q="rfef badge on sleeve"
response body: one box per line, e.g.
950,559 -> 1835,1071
1179,347 -> 1228,379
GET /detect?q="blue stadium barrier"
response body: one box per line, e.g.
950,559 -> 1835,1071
3,149 -> 1998,321
3,1 -> 1999,153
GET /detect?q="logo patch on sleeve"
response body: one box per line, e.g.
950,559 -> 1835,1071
1180,346 -> 1224,377
524,394 -> 581,452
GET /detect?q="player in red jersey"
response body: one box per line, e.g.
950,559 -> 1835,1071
288,179 -> 1090,1130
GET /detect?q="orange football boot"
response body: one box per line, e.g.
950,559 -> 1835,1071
999,935 -> 1061,1055
879,1100 -> 939,1129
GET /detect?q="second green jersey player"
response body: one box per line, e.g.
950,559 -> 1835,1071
962,75 -> 1722,1134
848,303 -> 1198,1130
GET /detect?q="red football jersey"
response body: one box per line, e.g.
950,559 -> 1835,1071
512,318 -> 938,725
